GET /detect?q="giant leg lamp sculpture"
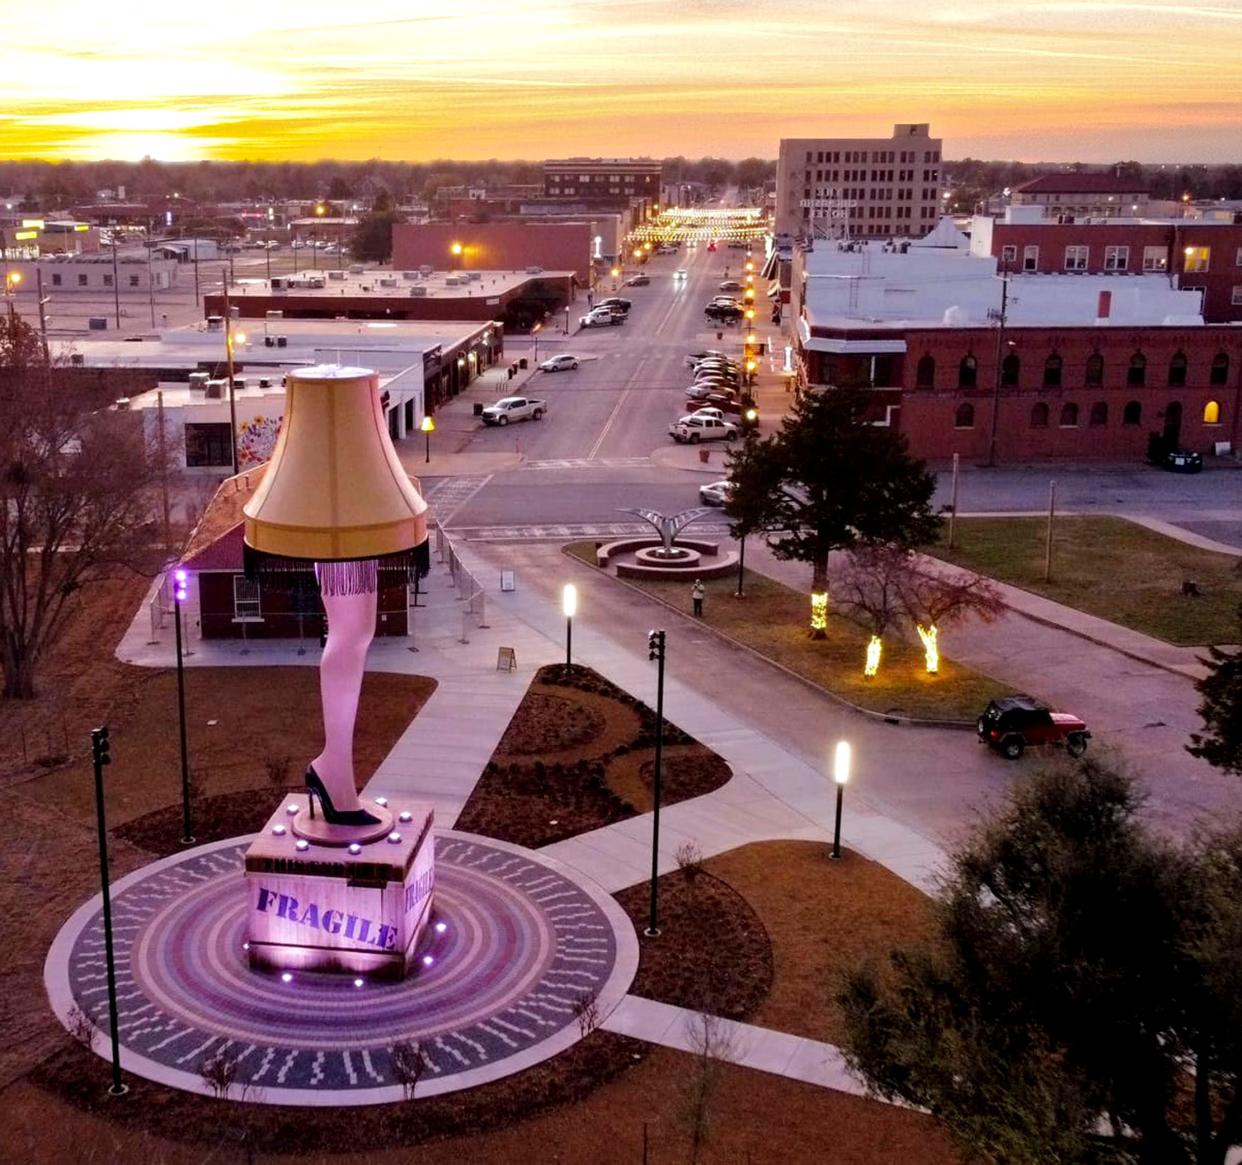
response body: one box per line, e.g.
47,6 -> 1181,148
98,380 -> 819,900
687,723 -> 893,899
243,366 -> 430,830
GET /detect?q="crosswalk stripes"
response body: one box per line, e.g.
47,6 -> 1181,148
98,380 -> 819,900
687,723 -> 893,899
450,521 -> 732,542
421,475 -> 492,524
521,457 -> 653,471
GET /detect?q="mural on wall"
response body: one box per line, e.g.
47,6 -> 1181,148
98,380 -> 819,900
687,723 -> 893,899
239,414 -> 283,466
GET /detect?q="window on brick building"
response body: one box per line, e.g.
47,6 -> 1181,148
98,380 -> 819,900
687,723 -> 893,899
1232,286 -> 1242,306
1204,399 -> 1221,425
1023,245 -> 1038,272
184,422 -> 234,468
955,403 -> 975,429
1236,247 -> 1242,267
1123,400 -> 1142,426
1089,401 -> 1108,427
1064,245 -> 1089,271
1143,246 -> 1168,272
915,355 -> 935,389
1086,352 -> 1104,386
958,354 -> 977,389
1043,354 -> 1062,387
1104,245 -> 1129,271
1031,402 -> 1050,428
1060,402 -> 1079,427
129,275 -> 140,288
1127,353 -> 1146,387
1184,246 -> 1210,273
233,576 -> 262,621
1210,353 -> 1230,386
51,273 -> 61,286
78,273 -> 88,286
1001,244 -> 1017,265
1001,352 -> 1020,387
1168,351 -> 1188,387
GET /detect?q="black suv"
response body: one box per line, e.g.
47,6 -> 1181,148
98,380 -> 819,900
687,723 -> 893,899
705,303 -> 743,322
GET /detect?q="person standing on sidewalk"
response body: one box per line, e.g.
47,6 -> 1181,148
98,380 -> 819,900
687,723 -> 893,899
691,579 -> 705,618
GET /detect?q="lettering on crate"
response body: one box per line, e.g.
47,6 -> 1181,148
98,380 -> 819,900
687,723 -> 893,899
254,886 -> 396,950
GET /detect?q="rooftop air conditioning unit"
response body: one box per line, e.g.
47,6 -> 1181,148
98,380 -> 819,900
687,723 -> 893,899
401,271 -> 419,281
305,276 -> 326,289
114,397 -> 131,410
379,277 -> 398,287
361,285 -> 373,292
231,377 -> 247,392
466,271 -> 481,281
270,277 -> 286,290
265,309 -> 284,320
328,270 -> 346,281
418,265 -> 434,276
188,372 -> 209,392
204,379 -> 226,400
258,377 -> 272,389
205,315 -> 224,331
276,336 -> 287,348
444,275 -> 461,286
409,286 -> 428,297
525,265 -> 544,274
349,264 -> 364,275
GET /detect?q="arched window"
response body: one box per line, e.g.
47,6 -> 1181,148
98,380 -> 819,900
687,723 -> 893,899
1123,400 -> 1142,426
1001,352 -> 1020,387
1168,351 -> 1188,387
1127,352 -> 1147,387
1031,401 -> 1050,428
1089,401 -> 1108,427
1085,352 -> 1104,386
1060,402 -> 1080,427
1210,353 -> 1230,386
954,402 -> 975,429
916,354 -> 935,389
1204,399 -> 1221,425
1043,353 -> 1062,387
958,354 -> 977,389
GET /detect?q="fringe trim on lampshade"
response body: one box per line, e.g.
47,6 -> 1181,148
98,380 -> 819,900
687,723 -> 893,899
243,541 -> 430,594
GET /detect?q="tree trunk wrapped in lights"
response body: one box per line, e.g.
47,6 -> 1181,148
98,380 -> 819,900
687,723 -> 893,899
864,635 -> 883,677
916,624 -> 939,674
810,591 -> 829,635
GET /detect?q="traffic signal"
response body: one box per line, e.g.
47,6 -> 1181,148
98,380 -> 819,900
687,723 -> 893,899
647,629 -> 665,661
91,726 -> 111,767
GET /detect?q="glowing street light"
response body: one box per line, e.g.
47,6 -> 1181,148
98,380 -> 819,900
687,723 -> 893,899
420,414 -> 435,464
172,568 -> 195,846
562,583 -> 577,670
830,740 -> 851,860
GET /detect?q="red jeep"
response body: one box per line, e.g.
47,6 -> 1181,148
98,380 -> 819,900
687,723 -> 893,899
977,695 -> 1090,760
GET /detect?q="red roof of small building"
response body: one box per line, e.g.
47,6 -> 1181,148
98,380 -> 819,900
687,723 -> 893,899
180,468 -> 266,573
1014,173 -> 1148,195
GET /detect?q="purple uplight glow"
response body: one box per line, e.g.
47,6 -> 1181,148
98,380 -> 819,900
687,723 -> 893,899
434,922 -> 447,935
353,978 -> 364,988
421,954 -> 434,967
173,567 -> 188,603
280,972 -> 293,984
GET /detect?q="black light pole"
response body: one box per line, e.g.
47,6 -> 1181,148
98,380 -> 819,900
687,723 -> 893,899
645,629 -> 666,937
172,569 -> 195,845
562,584 -> 577,670
830,740 -> 851,861
986,257 -> 1010,468
90,726 -> 127,1096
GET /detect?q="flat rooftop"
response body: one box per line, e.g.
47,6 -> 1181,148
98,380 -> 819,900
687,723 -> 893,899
221,268 -> 575,302
55,317 -> 497,372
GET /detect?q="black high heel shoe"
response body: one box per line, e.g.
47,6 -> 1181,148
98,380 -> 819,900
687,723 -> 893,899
305,766 -> 382,827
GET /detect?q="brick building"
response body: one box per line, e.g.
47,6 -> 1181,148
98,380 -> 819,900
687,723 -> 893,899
542,158 -> 662,201
790,231 -> 1241,461
392,221 -> 595,284
1009,172 -> 1150,219
775,124 -> 943,241
972,208 -> 1242,324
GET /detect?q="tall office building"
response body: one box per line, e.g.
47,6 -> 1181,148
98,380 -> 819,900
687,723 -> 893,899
775,124 -> 943,240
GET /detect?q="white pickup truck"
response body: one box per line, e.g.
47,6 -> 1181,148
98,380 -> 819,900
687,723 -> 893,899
668,415 -> 739,444
480,396 -> 547,426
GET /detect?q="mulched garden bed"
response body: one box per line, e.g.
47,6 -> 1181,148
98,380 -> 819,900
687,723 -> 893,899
616,867 -> 774,1021
116,787 -> 296,856
455,664 -> 732,848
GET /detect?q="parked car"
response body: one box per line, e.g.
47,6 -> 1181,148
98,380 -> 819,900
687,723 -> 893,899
977,695 -> 1091,760
710,295 -> 740,306
686,382 -> 737,400
686,349 -> 729,366
539,354 -> 580,372
683,407 -> 725,423
1164,449 -> 1203,474
597,297 -> 631,312
699,479 -> 734,506
624,274 -> 650,286
579,308 -> 621,328
693,357 -> 740,372
674,269 -> 688,280
480,396 -> 547,426
687,392 -> 742,414
705,303 -> 743,322
719,280 -> 741,291
668,415 -> 739,443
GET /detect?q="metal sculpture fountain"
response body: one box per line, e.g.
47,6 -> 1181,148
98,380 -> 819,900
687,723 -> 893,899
618,507 -> 714,559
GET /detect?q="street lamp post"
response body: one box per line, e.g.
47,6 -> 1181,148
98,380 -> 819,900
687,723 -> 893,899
223,285 -> 240,476
90,726 -> 127,1096
420,414 -> 435,464
172,569 -> 195,846
562,584 -> 577,670
986,258 -> 1010,468
645,629 -> 667,937
830,740 -> 850,860
4,269 -> 21,324
532,321 -> 542,364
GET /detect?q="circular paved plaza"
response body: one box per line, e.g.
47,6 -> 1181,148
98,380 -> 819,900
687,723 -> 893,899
46,832 -> 638,1105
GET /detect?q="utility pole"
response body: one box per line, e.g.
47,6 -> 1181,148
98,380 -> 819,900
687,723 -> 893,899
224,283 -> 240,476
146,227 -> 156,328
1043,480 -> 1057,583
156,391 -> 172,553
111,238 -> 121,331
193,236 -> 200,306
985,259 -> 1009,468
35,265 -> 50,361
90,727 -> 128,1097
947,452 -> 960,550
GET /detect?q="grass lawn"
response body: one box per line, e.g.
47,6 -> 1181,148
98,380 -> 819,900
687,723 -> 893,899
933,516 -> 1241,646
618,569 -> 1007,722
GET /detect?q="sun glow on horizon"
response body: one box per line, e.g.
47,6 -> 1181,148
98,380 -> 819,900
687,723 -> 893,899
3,0 -> 1241,163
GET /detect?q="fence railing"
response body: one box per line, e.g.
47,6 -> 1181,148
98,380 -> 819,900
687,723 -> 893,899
431,520 -> 490,641
148,570 -> 173,644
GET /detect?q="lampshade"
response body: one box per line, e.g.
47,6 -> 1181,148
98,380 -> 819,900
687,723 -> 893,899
243,365 -> 427,566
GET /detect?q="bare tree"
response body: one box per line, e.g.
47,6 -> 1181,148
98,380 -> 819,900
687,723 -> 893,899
572,990 -> 601,1039
681,1011 -> 738,1165
389,1039 -> 428,1100
200,1050 -> 239,1099
66,1003 -> 97,1052
675,840 -> 705,883
0,317 -> 167,698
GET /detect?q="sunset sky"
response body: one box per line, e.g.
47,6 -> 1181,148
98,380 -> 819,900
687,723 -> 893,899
4,0 -> 1240,163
